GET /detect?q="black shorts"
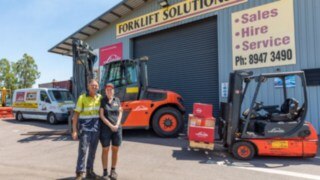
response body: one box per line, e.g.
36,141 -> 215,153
100,125 -> 122,147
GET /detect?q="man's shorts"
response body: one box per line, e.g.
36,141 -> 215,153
100,125 -> 122,147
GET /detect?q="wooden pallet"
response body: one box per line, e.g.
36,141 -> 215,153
189,140 -> 214,150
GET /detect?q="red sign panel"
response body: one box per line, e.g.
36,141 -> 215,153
15,92 -> 25,102
99,42 -> 123,66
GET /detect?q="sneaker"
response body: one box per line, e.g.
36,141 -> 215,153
75,172 -> 84,180
110,169 -> 118,180
86,169 -> 100,179
102,174 -> 110,180
102,171 -> 109,180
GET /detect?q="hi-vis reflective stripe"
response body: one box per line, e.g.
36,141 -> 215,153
79,115 -> 99,119
83,107 -> 100,111
74,107 -> 100,112
75,107 -> 82,112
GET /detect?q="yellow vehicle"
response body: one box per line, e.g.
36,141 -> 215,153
0,87 -> 13,118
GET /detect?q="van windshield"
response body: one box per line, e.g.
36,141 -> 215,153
48,90 -> 74,102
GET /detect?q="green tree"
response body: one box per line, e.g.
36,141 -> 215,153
0,58 -> 10,86
0,58 -> 17,91
13,54 -> 40,88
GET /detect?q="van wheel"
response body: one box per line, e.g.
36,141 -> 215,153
152,107 -> 184,137
232,141 -> 255,160
16,112 -> 24,121
47,113 -> 58,124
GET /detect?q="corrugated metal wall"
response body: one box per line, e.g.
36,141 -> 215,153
86,0 -> 320,133
133,17 -> 219,115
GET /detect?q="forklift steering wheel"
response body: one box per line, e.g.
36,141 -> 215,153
281,98 -> 299,114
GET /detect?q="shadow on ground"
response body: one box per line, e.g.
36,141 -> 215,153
57,176 -> 107,180
122,129 -> 188,148
172,140 -> 320,168
3,119 -> 185,147
18,134 -> 72,143
2,119 -> 71,143
4,118 -> 320,169
2,118 -> 68,130
56,178 -> 74,180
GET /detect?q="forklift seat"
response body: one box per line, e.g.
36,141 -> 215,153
270,98 -> 299,122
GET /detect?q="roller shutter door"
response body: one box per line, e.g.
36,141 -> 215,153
134,17 -> 219,116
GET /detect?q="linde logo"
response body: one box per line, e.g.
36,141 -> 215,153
133,106 -> 148,112
103,54 -> 121,64
196,108 -> 202,114
196,131 -> 208,138
268,128 -> 285,133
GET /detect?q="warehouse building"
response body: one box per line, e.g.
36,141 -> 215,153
49,0 -> 320,133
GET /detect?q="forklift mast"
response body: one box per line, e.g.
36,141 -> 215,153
0,87 -> 11,107
136,56 -> 149,99
225,71 -> 252,146
71,39 -> 97,99
1,87 -> 7,107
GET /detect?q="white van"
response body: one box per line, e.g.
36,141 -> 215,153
12,88 -> 75,124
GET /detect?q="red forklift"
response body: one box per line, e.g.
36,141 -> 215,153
218,71 -> 318,160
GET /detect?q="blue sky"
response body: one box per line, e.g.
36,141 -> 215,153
0,0 -> 120,86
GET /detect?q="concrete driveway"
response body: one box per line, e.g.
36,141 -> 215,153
0,119 -> 319,180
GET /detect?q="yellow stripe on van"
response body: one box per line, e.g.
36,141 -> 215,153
126,87 -> 139,94
13,102 -> 38,109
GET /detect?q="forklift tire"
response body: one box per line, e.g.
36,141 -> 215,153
232,141 -> 255,160
16,112 -> 24,121
152,107 -> 183,138
47,113 -> 58,125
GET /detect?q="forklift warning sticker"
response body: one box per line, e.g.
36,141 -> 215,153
232,0 -> 296,70
116,0 -> 247,38
271,141 -> 289,149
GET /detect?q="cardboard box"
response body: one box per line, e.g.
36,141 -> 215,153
189,140 -> 214,150
188,114 -> 197,127
189,114 -> 215,127
204,117 -> 215,127
193,103 -> 213,118
188,126 -> 214,143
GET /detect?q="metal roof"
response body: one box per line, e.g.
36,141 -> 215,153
48,0 -> 149,56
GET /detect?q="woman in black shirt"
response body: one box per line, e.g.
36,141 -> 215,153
99,83 -> 123,180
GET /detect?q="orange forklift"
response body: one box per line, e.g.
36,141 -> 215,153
218,71 -> 318,160
0,87 -> 13,118
72,39 -> 185,137
99,57 -> 185,137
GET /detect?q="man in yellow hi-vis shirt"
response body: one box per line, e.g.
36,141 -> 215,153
72,79 -> 101,180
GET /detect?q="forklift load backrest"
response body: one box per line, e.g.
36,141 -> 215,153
72,39 -> 97,99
